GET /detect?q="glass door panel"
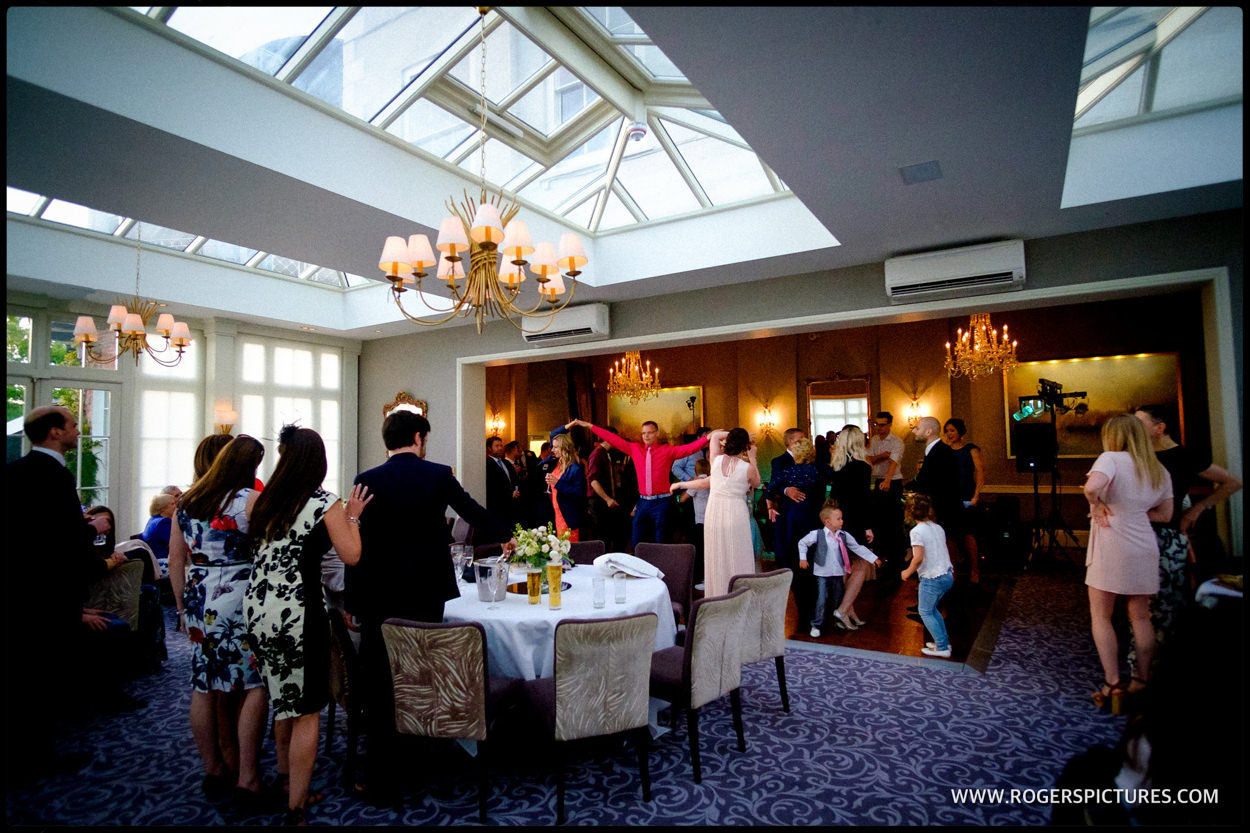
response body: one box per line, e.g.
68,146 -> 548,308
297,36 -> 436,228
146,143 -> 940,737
51,384 -> 120,509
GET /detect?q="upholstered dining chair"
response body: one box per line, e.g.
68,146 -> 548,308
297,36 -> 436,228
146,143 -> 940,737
634,542 -> 695,631
380,618 -> 521,823
85,559 -> 144,631
521,612 -> 659,824
566,539 -> 606,566
116,538 -> 161,587
729,569 -> 794,712
325,610 -> 363,786
649,587 -> 751,784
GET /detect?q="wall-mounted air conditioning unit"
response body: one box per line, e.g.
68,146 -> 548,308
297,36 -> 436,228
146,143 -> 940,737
884,239 -> 1025,303
522,303 -> 610,346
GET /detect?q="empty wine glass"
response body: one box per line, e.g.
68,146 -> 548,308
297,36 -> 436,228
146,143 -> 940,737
451,544 -> 469,592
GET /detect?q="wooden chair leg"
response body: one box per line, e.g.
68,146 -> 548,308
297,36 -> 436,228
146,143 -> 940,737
477,739 -> 489,824
730,688 -> 746,752
688,707 -> 702,784
344,710 -> 359,787
775,655 -> 790,713
634,727 -> 652,802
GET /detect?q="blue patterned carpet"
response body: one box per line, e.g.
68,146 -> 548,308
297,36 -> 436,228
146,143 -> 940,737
6,570 -> 1129,827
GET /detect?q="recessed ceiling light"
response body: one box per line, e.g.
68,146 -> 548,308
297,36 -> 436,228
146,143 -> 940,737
300,325 -> 316,331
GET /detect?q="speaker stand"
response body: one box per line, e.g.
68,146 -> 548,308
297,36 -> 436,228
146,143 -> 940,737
1025,427 -> 1082,572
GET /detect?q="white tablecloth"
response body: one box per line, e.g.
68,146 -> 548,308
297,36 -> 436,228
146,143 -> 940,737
443,561 -> 677,681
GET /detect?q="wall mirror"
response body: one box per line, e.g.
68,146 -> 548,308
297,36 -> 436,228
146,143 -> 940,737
383,391 -> 427,420
805,375 -> 871,437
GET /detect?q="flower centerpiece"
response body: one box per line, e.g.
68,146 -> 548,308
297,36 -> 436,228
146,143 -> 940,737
512,522 -> 573,571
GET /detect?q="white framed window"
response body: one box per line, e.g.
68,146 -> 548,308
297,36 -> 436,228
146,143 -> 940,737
810,396 -> 870,439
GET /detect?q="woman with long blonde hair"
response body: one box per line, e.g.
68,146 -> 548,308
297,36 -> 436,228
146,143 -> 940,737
1083,414 -> 1172,713
545,431 -> 587,540
829,425 -> 875,629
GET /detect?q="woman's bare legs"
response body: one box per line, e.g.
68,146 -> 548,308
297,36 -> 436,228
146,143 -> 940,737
235,687 -> 268,793
274,718 -> 292,783
1087,587 -> 1121,688
215,690 -> 240,775
835,559 -> 868,622
286,713 -> 321,812
190,690 -> 227,776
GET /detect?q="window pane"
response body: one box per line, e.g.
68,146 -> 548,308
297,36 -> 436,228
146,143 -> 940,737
53,387 -> 111,508
40,199 -> 125,234
621,44 -> 686,81
240,394 -> 267,438
6,186 -> 42,215
273,397 -> 314,430
597,190 -> 636,231
1152,7 -> 1243,111
1075,63 -> 1146,128
274,347 -> 314,387
389,98 -> 476,159
6,382 -> 27,464
510,67 -> 600,135
320,352 -> 340,390
615,126 -> 700,220
7,315 -> 32,364
241,343 -> 266,383
139,389 -> 198,530
141,328 -> 199,380
665,121 -> 775,205
166,6 -> 331,75
448,21 -> 551,105
124,221 -> 197,251
320,400 -> 340,497
50,317 -> 114,370
457,138 -> 538,191
198,238 -> 258,265
520,121 -> 616,212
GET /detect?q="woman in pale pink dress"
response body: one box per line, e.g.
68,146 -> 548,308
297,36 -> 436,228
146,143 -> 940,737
672,427 -> 760,597
1083,414 -> 1172,713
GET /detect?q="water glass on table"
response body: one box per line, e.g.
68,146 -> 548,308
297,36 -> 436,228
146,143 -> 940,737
614,571 -> 627,604
592,574 -> 606,609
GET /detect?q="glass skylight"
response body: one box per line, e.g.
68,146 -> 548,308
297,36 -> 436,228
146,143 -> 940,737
135,6 -> 787,235
41,199 -> 125,235
165,6 -> 332,76
124,221 -> 196,251
6,186 -> 42,215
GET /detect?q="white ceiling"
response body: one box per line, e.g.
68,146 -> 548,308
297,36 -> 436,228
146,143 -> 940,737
6,7 -> 1242,339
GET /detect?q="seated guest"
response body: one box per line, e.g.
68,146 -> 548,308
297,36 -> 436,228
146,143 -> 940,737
140,492 -> 177,573
84,505 -> 118,559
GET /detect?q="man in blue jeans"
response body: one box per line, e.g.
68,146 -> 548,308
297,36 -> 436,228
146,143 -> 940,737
565,418 -> 710,548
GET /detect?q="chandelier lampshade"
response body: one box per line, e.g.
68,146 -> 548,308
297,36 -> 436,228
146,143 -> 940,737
944,312 -> 1018,379
607,351 -> 661,404
378,8 -> 586,335
73,223 -> 190,368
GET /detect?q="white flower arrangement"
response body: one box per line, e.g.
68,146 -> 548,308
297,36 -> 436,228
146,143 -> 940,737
512,522 -> 572,570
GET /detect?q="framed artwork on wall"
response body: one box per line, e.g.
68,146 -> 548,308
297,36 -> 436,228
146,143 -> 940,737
1003,353 -> 1181,458
608,385 -> 703,442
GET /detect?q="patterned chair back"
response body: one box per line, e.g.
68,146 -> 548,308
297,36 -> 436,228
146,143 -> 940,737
634,542 -> 695,625
552,612 -> 658,742
685,588 -> 750,710
729,569 -> 793,665
381,619 -> 489,742
85,559 -> 144,631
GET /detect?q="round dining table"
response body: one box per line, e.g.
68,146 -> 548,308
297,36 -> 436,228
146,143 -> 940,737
442,561 -> 677,681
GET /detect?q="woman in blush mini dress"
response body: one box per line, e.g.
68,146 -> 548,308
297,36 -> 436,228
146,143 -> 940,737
1083,414 -> 1172,713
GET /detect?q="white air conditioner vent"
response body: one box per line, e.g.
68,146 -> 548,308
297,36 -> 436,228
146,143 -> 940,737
885,239 -> 1025,303
522,303 -> 610,346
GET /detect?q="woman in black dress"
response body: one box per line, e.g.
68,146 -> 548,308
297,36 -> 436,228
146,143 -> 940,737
829,425 -> 875,628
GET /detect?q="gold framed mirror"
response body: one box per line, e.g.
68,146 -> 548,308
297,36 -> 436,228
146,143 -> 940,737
383,391 -> 427,420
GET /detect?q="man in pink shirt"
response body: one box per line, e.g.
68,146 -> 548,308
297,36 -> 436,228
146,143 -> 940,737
566,418 -> 710,548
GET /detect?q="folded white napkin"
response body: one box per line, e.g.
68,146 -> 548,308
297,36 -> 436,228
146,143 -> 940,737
593,552 -> 664,580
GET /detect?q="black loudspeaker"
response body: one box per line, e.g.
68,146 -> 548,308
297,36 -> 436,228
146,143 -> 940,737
1015,422 -> 1057,473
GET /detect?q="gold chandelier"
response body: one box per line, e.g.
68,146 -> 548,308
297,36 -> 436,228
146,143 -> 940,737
73,223 -> 191,367
378,7 -> 586,335
607,351 -> 660,404
944,312 -> 1017,379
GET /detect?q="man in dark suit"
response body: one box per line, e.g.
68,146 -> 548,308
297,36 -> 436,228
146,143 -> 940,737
485,435 -> 519,528
909,416 -> 963,553
6,406 -> 120,781
349,410 -> 512,804
765,427 -> 808,569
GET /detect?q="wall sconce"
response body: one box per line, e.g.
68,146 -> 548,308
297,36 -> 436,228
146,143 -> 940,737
488,412 -> 506,436
906,398 -> 923,428
758,406 -> 777,436
214,409 -> 238,435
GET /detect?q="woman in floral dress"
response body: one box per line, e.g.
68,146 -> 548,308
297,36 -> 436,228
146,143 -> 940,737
244,426 -> 371,826
169,434 -> 268,802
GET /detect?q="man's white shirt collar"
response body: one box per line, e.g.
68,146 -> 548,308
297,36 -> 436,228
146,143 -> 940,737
924,438 -> 940,455
32,445 -> 66,466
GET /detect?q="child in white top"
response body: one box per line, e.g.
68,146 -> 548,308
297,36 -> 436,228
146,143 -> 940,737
901,493 -> 955,657
797,501 -> 878,637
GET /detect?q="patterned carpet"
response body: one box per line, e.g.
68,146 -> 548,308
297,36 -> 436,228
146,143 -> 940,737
6,569 -> 1129,827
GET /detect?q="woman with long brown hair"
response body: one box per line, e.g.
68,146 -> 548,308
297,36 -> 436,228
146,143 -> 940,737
243,426 -> 371,826
1084,414 -> 1172,713
168,434 -> 268,804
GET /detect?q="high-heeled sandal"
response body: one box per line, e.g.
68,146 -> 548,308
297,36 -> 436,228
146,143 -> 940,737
282,807 -> 308,827
1090,680 -> 1125,712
